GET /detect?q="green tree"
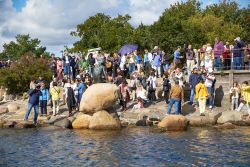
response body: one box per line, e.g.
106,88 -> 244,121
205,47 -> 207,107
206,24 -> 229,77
71,13 -> 134,53
0,34 -> 46,60
150,0 -> 202,53
0,55 -> 52,95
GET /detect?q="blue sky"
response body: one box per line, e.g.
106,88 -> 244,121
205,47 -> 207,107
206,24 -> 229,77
0,0 -> 249,56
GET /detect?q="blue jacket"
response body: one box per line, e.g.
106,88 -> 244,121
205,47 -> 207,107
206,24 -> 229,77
135,55 -> 142,64
28,89 -> 42,105
189,73 -> 201,89
174,50 -> 181,59
39,88 -> 50,101
152,54 -> 161,67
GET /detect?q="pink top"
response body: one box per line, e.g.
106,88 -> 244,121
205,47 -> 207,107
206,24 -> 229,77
57,60 -> 62,70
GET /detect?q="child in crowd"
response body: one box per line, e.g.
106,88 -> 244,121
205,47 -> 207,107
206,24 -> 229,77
229,82 -> 240,111
50,82 -> 61,116
119,80 -> 130,111
132,97 -> 144,111
39,82 -> 50,116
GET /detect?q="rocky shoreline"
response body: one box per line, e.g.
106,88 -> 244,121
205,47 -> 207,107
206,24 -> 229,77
1,100 -> 249,131
1,83 -> 250,131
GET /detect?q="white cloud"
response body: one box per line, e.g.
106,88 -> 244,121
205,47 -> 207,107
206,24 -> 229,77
128,0 -> 179,25
0,0 -> 181,55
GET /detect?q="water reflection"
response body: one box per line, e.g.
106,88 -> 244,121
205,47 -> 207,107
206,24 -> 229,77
0,127 -> 250,166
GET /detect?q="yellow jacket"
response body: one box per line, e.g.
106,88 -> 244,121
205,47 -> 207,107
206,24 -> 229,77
241,86 -> 250,103
50,86 -> 61,101
195,83 -> 208,99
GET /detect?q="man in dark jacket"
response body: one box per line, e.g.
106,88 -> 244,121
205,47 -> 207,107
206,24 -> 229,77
189,67 -> 201,105
24,84 -> 42,124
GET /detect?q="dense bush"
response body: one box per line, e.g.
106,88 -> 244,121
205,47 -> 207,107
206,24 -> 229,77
0,55 -> 52,95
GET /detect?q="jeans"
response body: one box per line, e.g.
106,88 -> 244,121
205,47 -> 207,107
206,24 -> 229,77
64,63 -> 70,75
164,91 -> 169,103
198,97 -> 206,113
88,66 -> 94,77
163,64 -> 170,72
214,57 -> 222,71
24,103 -> 39,123
207,87 -> 214,107
189,89 -> 195,104
167,98 -> 180,115
40,100 -> 47,115
233,57 -> 242,70
129,63 -> 135,74
231,98 -> 238,111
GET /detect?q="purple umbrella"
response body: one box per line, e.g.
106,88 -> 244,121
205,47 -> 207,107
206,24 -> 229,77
119,44 -> 138,56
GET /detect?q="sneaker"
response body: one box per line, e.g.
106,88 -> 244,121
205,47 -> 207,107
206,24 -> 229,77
209,106 -> 213,109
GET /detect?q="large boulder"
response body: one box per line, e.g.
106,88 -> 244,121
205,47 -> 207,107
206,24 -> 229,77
185,111 -> 222,126
44,115 -> 67,124
0,88 -> 5,101
7,103 -> 20,113
72,114 -> 92,129
158,115 -> 188,131
54,118 -> 72,129
217,111 -> 244,124
89,110 -> 121,130
79,83 -> 120,113
15,121 -> 36,129
0,106 -> 8,115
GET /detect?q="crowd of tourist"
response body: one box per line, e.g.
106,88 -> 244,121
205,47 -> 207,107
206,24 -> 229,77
22,37 -> 250,124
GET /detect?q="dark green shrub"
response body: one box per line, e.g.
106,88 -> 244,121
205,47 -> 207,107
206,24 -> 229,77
0,55 -> 52,95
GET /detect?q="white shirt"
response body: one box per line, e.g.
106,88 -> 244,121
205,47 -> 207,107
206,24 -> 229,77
137,89 -> 147,100
120,55 -> 126,70
129,56 -> 135,64
65,55 -> 69,64
147,76 -> 157,89
205,74 -> 215,87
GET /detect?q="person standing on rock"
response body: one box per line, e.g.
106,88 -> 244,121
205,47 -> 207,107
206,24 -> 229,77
78,77 -> 86,103
50,82 -> 61,116
229,82 -> 240,111
24,84 -> 42,124
205,68 -> 216,110
195,79 -> 208,116
163,73 -> 171,104
147,71 -> 157,102
118,80 -> 130,111
167,80 -> 184,115
39,82 -> 50,117
65,82 -> 76,116
189,67 -> 201,105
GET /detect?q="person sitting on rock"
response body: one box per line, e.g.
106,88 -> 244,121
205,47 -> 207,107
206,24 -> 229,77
195,78 -> 209,116
132,97 -> 144,111
118,80 -> 130,111
24,84 -> 42,125
167,80 -> 184,115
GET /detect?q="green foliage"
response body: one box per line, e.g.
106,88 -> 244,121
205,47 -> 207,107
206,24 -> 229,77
0,34 -> 46,60
71,0 -> 249,54
71,13 -> 134,53
0,55 -> 52,95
